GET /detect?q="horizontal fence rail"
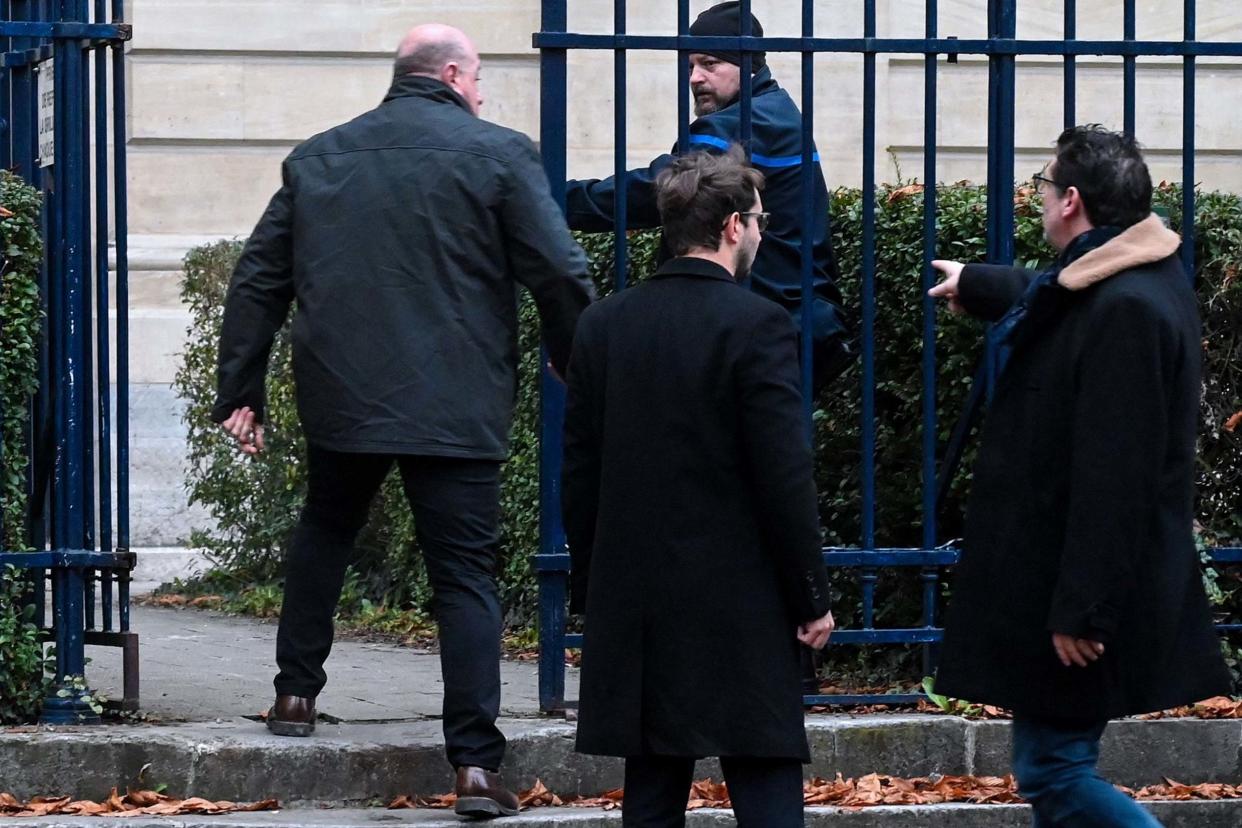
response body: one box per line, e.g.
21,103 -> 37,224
534,0 -> 1227,714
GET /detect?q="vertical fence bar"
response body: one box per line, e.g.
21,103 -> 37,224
920,0 -> 941,677
677,0 -> 689,153
1,0 -> 10,173
111,0 -> 128,551
94,0 -> 111,553
78,0 -> 95,552
1181,0 -> 1195,281
611,0 -> 627,291
738,0 -> 751,154
61,0 -> 87,555
31,1 -> 51,556
986,0 -> 1017,267
798,0 -> 814,422
537,0 -> 569,714
859,0 -> 878,627
1063,0 -> 1075,128
1123,0 -> 1136,137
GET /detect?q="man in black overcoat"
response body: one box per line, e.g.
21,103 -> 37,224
930,125 -> 1231,827
562,148 -> 836,827
211,24 -> 593,818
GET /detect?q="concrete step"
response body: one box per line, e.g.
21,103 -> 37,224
2,716 -> 1240,807
1,801 -> 1240,828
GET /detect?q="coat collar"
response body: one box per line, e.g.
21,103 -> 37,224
651,256 -> 739,284
1057,214 -> 1181,291
716,66 -> 779,112
382,74 -> 474,114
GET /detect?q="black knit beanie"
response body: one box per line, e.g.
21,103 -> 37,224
688,1 -> 766,72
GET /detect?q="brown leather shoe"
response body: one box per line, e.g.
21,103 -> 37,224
266,695 -> 316,737
454,766 -> 519,818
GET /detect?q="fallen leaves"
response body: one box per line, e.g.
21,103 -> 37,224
1126,779 -> 1242,801
387,773 -> 1242,813
1224,412 -> 1242,433
803,773 -> 1023,807
142,593 -> 225,609
0,789 -> 278,817
1141,696 -> 1242,720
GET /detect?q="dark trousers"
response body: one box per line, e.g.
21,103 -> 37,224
1012,716 -> 1162,827
274,444 -> 506,771
622,755 -> 804,828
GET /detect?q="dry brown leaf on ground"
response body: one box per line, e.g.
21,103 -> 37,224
0,789 -> 278,817
686,779 -> 730,809
519,780 -> 563,807
1140,696 -> 1242,720
1131,779 -> 1242,801
387,793 -> 456,810
565,788 -> 624,810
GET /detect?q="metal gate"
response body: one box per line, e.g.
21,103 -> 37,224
0,0 -> 134,722
534,0 -> 1242,712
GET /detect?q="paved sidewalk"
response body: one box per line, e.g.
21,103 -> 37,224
85,604 -> 578,722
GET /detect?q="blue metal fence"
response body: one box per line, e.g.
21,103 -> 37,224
534,0 -> 1242,713
1,0 -> 133,723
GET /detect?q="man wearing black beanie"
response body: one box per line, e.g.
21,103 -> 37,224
566,1 -> 852,393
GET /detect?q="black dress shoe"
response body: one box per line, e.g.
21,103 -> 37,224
266,694 -> 316,737
454,766 -> 520,818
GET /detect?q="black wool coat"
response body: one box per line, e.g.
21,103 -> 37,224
935,216 -> 1232,720
562,257 -> 832,759
212,75 -> 592,458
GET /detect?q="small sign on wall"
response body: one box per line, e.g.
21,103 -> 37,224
38,59 -> 54,168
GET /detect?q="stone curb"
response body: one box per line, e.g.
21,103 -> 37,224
2,716 -> 1239,805
1,801 -> 1240,828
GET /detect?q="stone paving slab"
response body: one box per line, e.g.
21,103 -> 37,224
83,605 -> 577,722
2,801 -> 1241,828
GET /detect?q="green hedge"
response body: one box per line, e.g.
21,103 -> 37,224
177,183 -> 1242,660
0,171 -> 48,722
1,171 -> 42,552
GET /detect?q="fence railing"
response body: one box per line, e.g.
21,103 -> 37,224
533,0 -> 1241,713
1,0 -> 133,723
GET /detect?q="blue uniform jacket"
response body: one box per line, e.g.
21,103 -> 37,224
565,67 -> 849,374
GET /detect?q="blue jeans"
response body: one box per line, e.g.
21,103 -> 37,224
1012,715 -> 1162,827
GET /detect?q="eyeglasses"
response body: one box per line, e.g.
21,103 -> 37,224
1032,170 -> 1064,195
739,211 -> 771,232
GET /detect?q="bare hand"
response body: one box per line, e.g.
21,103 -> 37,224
1052,632 -> 1104,668
929,260 -> 966,314
797,611 -> 835,650
221,406 -> 265,456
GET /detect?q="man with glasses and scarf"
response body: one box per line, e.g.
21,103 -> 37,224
928,125 -> 1230,827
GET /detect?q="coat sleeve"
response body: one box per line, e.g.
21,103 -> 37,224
564,154 -> 674,233
561,309 -> 602,615
1046,295 -> 1171,643
737,305 -> 832,624
958,263 -> 1037,322
211,164 -> 297,424
501,136 -> 595,377
564,116 -> 736,233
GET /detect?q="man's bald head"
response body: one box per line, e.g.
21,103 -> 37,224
393,24 -> 483,114
394,24 -> 475,78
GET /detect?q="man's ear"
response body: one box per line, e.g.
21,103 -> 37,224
724,211 -> 741,243
1063,186 -> 1083,219
441,62 -> 459,86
